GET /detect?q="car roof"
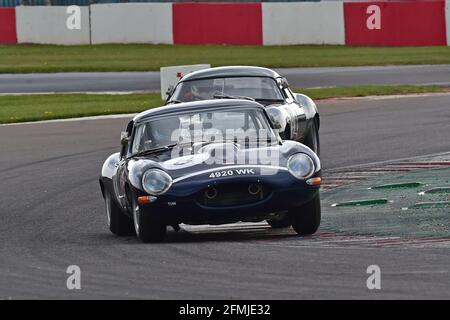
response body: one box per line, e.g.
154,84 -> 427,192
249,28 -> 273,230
180,66 -> 281,82
133,99 -> 265,123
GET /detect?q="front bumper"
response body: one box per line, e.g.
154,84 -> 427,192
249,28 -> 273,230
136,170 -> 320,225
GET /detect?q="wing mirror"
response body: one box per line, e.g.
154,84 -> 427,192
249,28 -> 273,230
166,85 -> 175,100
279,77 -> 289,89
120,131 -> 130,147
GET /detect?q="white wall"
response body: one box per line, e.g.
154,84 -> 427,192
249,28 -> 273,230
16,6 -> 90,45
262,2 -> 345,45
91,3 -> 173,44
446,0 -> 450,45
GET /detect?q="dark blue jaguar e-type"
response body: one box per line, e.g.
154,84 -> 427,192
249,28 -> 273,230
99,99 -> 321,242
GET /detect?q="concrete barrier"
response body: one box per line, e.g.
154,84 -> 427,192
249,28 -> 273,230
91,3 -> 172,44
446,0 -> 450,45
0,7 -> 17,44
262,2 -> 345,45
344,1 -> 447,46
6,2 -> 450,46
16,6 -> 90,45
173,3 -> 262,45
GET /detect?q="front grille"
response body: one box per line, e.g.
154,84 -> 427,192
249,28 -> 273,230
197,182 -> 270,207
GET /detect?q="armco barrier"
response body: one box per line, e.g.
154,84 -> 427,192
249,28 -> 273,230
16,6 -> 90,44
90,3 -> 173,44
0,7 -> 17,44
262,2 -> 345,45
344,0 -> 447,46
173,3 -> 262,45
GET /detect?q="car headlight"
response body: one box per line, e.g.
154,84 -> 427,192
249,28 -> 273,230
142,169 -> 172,195
287,153 -> 315,179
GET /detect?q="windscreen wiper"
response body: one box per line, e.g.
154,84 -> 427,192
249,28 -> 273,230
227,137 -> 280,146
213,94 -> 255,102
255,98 -> 284,104
167,99 -> 183,104
132,140 -> 202,157
131,143 -> 178,157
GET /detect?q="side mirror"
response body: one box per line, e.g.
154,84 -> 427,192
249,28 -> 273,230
266,107 -> 285,131
166,85 -> 175,100
280,77 -> 289,89
120,131 -> 130,147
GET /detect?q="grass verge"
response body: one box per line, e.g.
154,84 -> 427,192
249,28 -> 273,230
1,85 -> 449,124
1,44 -> 450,73
0,93 -> 164,124
301,84 -> 450,100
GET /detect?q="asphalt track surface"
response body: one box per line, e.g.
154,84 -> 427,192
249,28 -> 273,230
1,64 -> 450,94
0,94 -> 449,299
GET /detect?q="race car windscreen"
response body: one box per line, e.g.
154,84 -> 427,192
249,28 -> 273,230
131,108 -> 277,154
170,77 -> 284,102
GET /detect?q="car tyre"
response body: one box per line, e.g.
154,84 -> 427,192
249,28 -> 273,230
104,190 -> 135,236
290,193 -> 321,236
132,197 -> 166,243
304,119 -> 320,156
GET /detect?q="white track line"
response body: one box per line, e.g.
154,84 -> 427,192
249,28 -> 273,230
0,113 -> 137,127
0,90 -> 153,96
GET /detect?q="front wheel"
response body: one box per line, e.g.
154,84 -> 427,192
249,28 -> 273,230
132,197 -> 166,243
290,193 -> 321,236
104,190 -> 135,236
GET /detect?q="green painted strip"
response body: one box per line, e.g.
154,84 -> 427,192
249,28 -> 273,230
332,199 -> 388,207
423,187 -> 450,194
370,182 -> 422,190
411,202 -> 450,209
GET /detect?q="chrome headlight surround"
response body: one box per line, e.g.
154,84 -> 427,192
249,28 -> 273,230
287,153 -> 315,180
142,168 -> 173,195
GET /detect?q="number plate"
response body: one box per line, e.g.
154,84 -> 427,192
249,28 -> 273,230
208,168 -> 256,179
